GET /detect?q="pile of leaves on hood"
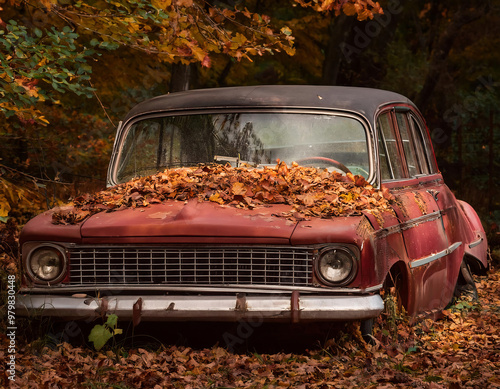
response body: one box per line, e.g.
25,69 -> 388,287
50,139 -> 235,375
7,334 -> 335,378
52,162 -> 394,225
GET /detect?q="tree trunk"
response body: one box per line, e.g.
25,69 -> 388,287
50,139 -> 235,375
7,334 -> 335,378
321,14 -> 354,85
169,63 -> 197,92
488,111 -> 494,211
415,3 -> 488,110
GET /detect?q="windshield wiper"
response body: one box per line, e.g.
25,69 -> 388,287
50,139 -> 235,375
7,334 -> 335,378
214,155 -> 254,167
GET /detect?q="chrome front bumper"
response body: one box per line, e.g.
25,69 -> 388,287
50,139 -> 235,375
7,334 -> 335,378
16,292 -> 384,323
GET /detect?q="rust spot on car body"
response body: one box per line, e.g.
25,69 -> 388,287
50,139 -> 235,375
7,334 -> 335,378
392,196 -> 409,218
235,293 -> 247,312
96,297 -> 108,318
413,192 -> 427,215
291,291 -> 300,323
133,297 -> 143,327
356,217 -> 375,239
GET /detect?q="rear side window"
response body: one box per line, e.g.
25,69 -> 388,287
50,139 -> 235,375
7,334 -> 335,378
377,108 -> 438,181
395,112 -> 419,177
377,113 -> 404,180
409,115 -> 437,174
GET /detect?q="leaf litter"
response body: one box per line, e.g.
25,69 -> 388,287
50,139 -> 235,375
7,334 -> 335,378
1,216 -> 499,388
1,268 -> 498,388
51,162 -> 394,225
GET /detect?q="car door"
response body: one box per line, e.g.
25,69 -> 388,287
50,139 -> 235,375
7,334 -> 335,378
377,107 -> 451,314
407,113 -> 466,307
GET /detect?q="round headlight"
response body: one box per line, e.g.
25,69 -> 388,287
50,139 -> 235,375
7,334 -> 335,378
27,245 -> 67,283
316,247 -> 357,285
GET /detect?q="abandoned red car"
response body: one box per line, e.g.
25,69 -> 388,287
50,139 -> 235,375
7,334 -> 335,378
16,85 -> 488,338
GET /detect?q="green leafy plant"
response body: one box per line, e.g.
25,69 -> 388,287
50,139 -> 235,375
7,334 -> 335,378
0,21 -> 95,124
380,287 -> 408,339
394,345 -> 418,374
88,314 -> 123,351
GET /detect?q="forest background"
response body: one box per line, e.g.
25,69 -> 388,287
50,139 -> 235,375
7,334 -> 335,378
1,0 -> 499,240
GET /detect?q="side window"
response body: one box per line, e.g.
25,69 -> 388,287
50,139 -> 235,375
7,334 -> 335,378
395,112 -> 419,177
377,113 -> 404,180
409,115 -> 437,174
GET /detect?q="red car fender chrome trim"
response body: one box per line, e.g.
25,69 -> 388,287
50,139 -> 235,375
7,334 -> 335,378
468,237 -> 484,249
409,241 -> 462,268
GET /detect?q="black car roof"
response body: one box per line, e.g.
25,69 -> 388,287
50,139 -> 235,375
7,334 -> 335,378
123,85 -> 415,124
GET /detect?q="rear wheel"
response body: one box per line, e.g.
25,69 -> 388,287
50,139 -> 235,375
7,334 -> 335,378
453,260 -> 478,301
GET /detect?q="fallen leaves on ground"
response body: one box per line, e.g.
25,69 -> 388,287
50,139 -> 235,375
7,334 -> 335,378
52,162 -> 394,224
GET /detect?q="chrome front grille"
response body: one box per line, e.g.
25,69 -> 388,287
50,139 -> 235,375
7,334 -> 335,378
69,246 -> 313,287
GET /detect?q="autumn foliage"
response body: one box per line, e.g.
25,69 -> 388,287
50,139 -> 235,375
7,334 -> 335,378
52,162 -> 394,225
296,0 -> 383,20
0,0 -> 386,125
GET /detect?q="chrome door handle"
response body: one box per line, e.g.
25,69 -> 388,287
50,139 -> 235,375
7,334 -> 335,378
427,189 -> 440,201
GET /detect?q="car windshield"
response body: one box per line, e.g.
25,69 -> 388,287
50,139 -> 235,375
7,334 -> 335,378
115,112 -> 370,184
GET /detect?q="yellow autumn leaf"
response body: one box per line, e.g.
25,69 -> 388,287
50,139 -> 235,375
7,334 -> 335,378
27,88 -> 39,98
0,72 -> 12,81
0,195 -> 11,218
189,44 -> 207,62
231,182 -> 247,196
38,116 -> 50,124
39,0 -> 57,10
209,192 -> 224,204
152,0 -> 172,9
342,3 -> 357,16
37,57 -> 48,67
280,26 -> 292,36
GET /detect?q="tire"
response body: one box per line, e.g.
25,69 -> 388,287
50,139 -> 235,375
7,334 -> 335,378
454,260 -> 478,301
360,318 -> 375,344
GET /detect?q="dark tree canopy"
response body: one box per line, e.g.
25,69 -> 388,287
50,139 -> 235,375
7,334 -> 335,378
0,0 -> 499,229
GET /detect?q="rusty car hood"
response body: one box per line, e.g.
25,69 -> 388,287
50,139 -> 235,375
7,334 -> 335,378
21,200 -> 374,246
78,200 -> 372,245
79,200 -> 299,243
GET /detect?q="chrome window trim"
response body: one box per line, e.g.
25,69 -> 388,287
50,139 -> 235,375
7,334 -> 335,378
106,121 -> 122,187
373,210 -> 442,239
107,108 -> 375,187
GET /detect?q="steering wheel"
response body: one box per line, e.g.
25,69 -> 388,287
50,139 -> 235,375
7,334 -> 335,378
296,157 -> 351,174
